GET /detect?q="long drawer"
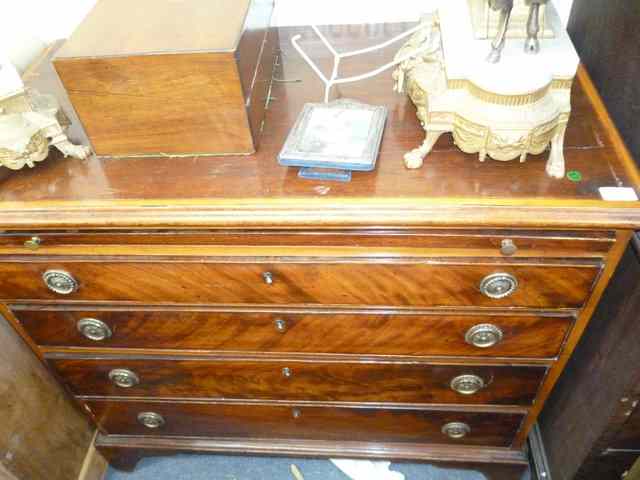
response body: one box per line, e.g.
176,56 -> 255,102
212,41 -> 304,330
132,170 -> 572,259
51,357 -> 546,405
88,400 -> 525,447
17,307 -> 574,358
0,260 -> 600,307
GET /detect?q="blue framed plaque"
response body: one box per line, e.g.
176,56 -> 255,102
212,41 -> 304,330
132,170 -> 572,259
278,99 -> 387,182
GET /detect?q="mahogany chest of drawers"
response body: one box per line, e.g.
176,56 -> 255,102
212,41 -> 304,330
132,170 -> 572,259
4,24 -> 640,479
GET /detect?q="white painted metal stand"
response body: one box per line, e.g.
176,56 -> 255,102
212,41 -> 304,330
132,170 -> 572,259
291,23 -> 437,103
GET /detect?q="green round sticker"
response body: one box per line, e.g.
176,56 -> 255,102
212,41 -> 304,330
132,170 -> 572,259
567,171 -> 582,182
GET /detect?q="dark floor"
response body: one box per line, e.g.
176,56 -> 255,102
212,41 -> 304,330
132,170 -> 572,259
106,454 -> 533,480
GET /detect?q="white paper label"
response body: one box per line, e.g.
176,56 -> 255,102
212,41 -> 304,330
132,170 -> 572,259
598,187 -> 639,201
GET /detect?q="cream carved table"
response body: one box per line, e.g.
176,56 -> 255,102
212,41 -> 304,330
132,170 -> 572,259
393,0 -> 578,178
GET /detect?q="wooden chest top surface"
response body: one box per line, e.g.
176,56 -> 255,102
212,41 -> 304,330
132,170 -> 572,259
56,0 -> 256,58
6,24 -> 640,230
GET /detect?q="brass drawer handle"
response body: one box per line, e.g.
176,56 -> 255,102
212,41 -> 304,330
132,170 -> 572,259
108,368 -> 140,388
24,236 -> 42,250
500,239 -> 517,256
137,412 -> 165,429
450,374 -> 485,395
262,271 -> 274,285
442,422 -> 471,439
77,318 -> 112,341
42,269 -> 78,295
465,324 -> 504,348
292,408 -> 302,419
479,272 -> 518,299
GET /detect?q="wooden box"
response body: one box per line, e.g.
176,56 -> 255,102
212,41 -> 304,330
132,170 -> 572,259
54,0 -> 275,157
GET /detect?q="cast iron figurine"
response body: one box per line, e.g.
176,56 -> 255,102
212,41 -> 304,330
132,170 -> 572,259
487,0 -> 549,63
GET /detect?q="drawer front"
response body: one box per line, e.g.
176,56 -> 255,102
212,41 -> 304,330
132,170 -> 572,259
0,229 -> 613,256
17,308 -> 574,358
0,261 -> 599,307
51,358 -> 546,405
88,400 -> 525,447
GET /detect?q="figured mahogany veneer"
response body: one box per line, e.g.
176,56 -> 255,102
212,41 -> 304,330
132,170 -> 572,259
51,357 -> 546,406
14,307 -> 574,358
87,400 -> 525,448
0,259 -> 600,308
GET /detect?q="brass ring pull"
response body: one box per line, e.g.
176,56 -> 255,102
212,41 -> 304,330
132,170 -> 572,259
108,368 -> 140,388
43,269 -> 78,295
465,324 -> 504,348
479,273 -> 518,299
137,412 -> 165,429
450,374 -> 485,395
77,318 -> 112,341
441,422 -> 471,439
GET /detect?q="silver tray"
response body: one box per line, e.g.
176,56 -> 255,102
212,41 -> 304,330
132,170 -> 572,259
278,99 -> 387,181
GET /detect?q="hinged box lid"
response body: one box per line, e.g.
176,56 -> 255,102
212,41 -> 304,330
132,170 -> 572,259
57,0 -> 254,58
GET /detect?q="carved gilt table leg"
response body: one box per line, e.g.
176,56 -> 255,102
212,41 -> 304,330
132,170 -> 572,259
0,90 -> 91,170
46,128 -> 91,160
404,130 -> 446,169
546,123 -> 567,179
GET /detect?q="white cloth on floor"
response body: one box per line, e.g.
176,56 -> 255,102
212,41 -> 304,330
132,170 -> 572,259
330,459 -> 405,480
